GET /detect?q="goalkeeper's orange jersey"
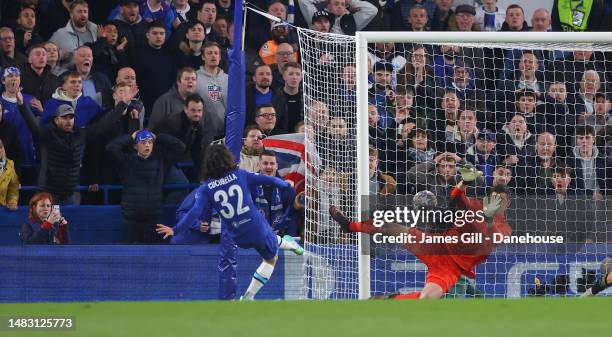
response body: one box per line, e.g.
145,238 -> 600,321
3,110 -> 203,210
406,187 -> 512,279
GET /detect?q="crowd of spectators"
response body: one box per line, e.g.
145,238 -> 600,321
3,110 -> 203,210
0,0 -> 611,244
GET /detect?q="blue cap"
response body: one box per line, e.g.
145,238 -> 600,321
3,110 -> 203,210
134,129 -> 154,143
2,66 -> 20,78
477,128 -> 496,142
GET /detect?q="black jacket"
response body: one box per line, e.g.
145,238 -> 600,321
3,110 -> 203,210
272,87 -> 303,134
134,44 -> 176,112
20,65 -> 62,103
18,102 -> 126,197
106,133 -> 185,213
150,112 -> 215,181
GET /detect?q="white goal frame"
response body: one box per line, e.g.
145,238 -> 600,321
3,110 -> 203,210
355,31 -> 612,299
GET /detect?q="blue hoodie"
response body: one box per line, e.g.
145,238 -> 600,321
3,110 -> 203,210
1,94 -> 38,165
41,88 -> 102,127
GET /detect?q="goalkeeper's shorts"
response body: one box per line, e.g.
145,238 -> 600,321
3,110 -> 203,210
417,255 -> 464,293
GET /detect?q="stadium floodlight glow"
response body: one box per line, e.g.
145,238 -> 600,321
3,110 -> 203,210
300,29 -> 612,300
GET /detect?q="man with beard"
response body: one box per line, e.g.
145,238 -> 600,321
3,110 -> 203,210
50,0 -> 97,62
246,64 -> 274,125
258,22 -> 298,66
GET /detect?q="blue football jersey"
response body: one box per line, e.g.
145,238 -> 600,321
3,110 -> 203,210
175,168 -> 291,243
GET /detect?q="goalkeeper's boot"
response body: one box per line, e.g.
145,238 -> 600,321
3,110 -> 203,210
282,235 -> 304,256
329,206 -> 351,233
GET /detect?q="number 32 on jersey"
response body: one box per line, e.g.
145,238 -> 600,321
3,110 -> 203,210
213,184 -> 250,219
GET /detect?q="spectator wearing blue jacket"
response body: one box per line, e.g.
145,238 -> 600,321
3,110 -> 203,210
252,150 -> 298,237
40,71 -> 102,128
466,129 -> 500,187
0,66 -> 39,166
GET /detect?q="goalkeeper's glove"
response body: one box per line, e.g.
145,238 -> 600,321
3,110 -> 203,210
458,166 -> 482,185
482,193 -> 502,227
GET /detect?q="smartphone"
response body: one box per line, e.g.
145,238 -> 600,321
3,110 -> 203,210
52,205 -> 61,217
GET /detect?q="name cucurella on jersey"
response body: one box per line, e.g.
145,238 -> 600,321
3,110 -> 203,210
208,173 -> 238,189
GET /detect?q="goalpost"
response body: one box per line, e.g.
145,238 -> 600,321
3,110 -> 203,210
299,30 -> 612,299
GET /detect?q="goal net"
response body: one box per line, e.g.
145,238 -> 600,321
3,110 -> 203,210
299,30 -> 612,299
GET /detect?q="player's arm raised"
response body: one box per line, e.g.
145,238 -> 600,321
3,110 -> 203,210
245,171 -> 292,190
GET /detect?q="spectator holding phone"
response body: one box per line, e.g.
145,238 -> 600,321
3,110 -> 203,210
19,192 -> 70,244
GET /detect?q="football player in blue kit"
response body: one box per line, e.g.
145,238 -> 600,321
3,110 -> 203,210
174,144 -> 304,300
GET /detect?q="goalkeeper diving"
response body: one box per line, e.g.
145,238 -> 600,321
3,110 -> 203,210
329,167 -> 513,299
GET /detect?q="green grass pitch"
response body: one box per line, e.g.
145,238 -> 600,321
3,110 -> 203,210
0,298 -> 609,337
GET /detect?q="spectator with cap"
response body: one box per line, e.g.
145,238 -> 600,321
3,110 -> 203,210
17,85 -> 129,205
195,41 -> 228,138
20,44 -> 62,103
0,137 -> 19,211
148,67 -> 198,131
40,71 -> 102,128
13,5 -> 44,54
499,4 -> 529,31
49,0 -> 98,62
1,66 -> 41,168
259,22 -> 299,66
246,0 -> 289,51
311,10 -> 334,33
0,27 -> 27,67
246,64 -> 275,125
299,0 -> 378,36
106,128 -> 185,243
475,0 -> 505,32
466,128 -> 499,187
451,4 -> 481,31
134,20 -> 175,113
273,62 -> 303,134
